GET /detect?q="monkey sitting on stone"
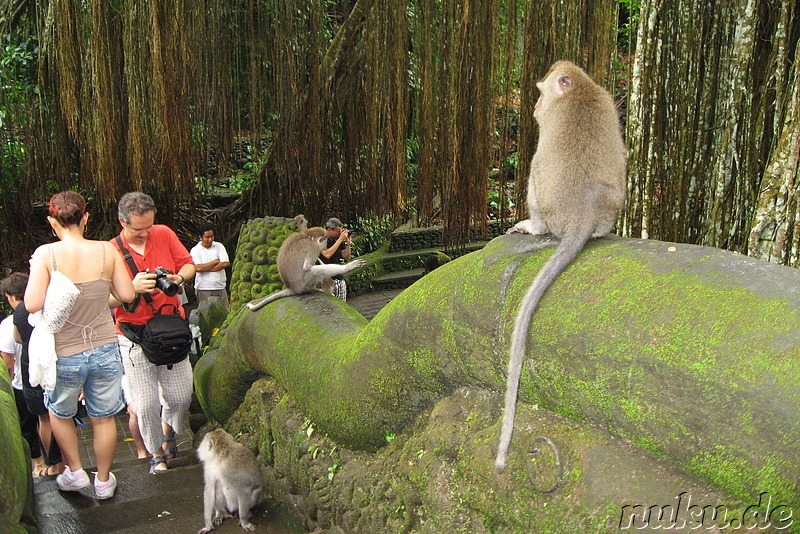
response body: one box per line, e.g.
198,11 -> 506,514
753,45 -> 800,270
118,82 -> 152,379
247,227 -> 366,311
197,428 -> 265,533
495,60 -> 626,472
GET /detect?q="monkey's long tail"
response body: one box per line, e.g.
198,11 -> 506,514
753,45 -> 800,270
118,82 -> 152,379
494,227 -> 593,473
246,289 -> 295,311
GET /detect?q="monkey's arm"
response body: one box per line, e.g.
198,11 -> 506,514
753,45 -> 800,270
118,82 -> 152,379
198,474 -> 218,533
507,158 -> 550,236
306,259 -> 366,279
507,186 -> 549,235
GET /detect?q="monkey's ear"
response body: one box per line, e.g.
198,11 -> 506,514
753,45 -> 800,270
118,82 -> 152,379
557,75 -> 573,94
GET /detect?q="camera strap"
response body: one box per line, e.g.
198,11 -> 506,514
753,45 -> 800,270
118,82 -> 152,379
115,236 -> 154,313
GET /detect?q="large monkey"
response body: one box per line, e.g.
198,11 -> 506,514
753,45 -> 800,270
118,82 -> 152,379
197,428 -> 265,533
247,227 -> 366,311
495,61 -> 626,472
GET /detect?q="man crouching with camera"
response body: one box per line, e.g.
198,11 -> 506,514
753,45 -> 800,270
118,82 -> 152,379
110,192 -> 196,474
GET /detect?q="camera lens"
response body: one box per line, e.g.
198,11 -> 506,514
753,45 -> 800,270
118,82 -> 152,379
155,275 -> 180,297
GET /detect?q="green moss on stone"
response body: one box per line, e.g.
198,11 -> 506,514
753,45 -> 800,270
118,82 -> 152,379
196,233 -> 800,511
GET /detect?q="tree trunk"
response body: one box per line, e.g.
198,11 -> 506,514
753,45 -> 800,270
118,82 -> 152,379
625,0 -> 798,265
223,0 -> 377,226
748,58 -> 800,265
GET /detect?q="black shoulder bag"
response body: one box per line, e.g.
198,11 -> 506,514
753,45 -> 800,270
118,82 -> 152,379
115,237 -> 192,368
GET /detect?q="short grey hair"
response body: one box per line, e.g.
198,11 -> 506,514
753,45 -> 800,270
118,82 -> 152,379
118,192 -> 157,224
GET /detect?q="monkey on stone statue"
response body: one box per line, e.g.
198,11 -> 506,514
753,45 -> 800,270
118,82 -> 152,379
246,227 -> 366,311
197,428 -> 265,533
496,61 -> 627,472
293,214 -> 308,231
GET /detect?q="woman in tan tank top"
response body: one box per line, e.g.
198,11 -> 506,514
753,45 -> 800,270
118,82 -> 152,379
25,191 -> 135,499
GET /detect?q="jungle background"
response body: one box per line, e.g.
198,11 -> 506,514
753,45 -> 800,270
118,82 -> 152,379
0,0 -> 798,272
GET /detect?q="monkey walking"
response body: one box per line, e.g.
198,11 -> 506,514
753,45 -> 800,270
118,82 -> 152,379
197,428 -> 265,533
247,227 -> 366,311
495,61 -> 626,473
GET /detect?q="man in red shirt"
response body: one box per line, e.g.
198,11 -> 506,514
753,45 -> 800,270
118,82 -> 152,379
110,192 -> 196,474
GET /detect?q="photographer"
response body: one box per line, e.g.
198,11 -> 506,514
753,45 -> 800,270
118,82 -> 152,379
110,192 -> 196,474
319,217 -> 353,301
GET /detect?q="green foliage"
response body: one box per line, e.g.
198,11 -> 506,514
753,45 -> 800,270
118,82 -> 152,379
351,214 -> 397,256
222,142 -> 265,192
405,135 -> 420,194
195,176 -> 213,195
0,33 -> 39,103
618,0 -> 641,53
0,31 -> 39,201
226,171 -> 255,192
487,174 -> 514,220
0,139 -> 24,193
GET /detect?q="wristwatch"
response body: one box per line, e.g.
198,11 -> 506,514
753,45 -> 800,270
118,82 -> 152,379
176,274 -> 185,286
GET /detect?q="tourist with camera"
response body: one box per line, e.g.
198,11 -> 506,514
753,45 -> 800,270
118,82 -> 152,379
319,217 -> 353,301
110,192 -> 196,474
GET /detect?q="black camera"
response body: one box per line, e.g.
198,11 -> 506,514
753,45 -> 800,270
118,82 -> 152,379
153,266 -> 180,297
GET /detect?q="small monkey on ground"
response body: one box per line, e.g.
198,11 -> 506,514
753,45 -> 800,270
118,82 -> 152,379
293,213 -> 308,231
247,227 -> 366,311
197,428 -> 265,533
496,61 -> 626,472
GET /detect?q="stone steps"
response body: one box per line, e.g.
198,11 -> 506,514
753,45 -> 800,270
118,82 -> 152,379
352,241 -> 490,292
33,453 -> 302,533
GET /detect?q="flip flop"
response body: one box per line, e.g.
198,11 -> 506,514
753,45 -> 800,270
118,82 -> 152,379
32,465 -> 48,478
149,455 -> 169,474
46,464 -> 64,477
162,433 -> 178,461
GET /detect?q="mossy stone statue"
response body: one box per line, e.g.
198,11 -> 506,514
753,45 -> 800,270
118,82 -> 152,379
228,216 -> 304,311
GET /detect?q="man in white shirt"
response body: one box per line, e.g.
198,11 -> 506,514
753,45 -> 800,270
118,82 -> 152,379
189,223 -> 230,311
1,280 -> 45,475
0,314 -> 22,391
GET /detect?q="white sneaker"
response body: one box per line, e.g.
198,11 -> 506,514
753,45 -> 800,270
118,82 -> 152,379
56,466 -> 91,492
94,471 -> 117,500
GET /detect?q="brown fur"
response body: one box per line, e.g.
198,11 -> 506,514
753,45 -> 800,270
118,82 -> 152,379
197,428 -> 265,533
247,227 -> 365,311
496,61 -> 626,472
276,227 -> 327,288
293,214 -> 308,231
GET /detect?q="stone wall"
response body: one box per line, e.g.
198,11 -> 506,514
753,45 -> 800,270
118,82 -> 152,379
388,221 -> 507,252
223,379 -> 739,532
0,365 -> 36,533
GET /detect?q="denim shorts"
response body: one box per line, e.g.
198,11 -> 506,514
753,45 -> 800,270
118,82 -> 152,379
45,342 -> 125,419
